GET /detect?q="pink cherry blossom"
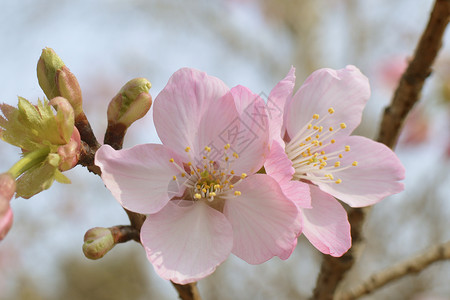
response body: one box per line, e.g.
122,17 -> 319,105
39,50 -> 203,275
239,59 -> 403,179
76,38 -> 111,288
95,68 -> 301,284
265,66 -> 405,256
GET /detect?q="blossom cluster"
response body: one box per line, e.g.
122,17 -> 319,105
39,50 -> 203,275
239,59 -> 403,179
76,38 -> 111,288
95,66 -> 405,284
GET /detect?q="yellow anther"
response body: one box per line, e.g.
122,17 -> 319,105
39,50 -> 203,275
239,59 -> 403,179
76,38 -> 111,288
203,156 -> 207,159
230,170 -> 235,175
319,142 -> 323,146
313,126 -> 319,130
194,193 -> 202,199
299,142 -> 306,146
319,126 -> 323,132
313,114 -> 319,120
320,151 -> 325,155
352,161 -> 358,166
190,170 -> 195,175
307,124 -> 312,129
181,173 -> 186,177
339,154 -> 343,158
233,152 -> 239,158
196,185 -> 201,189
329,127 -> 334,132
323,156 -> 328,160
225,156 -> 229,161
214,184 -> 221,189
185,147 -> 191,152
202,188 -> 207,193
234,191 -> 241,196
345,145 -> 350,152
325,174 -> 334,180
204,146 -> 211,152
172,176 -> 177,181
229,184 -> 234,189
302,152 -> 308,157
187,162 -> 192,166
224,144 -> 231,150
331,139 -> 336,144
335,179 -> 342,184
169,158 -> 175,163
209,192 -> 216,197
241,173 -> 247,179
340,123 -> 347,129
328,107 -> 335,114
334,161 -> 341,167
305,137 -> 312,142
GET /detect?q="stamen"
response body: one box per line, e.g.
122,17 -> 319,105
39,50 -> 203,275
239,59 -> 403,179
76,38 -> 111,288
234,191 -> 241,196
352,161 -> 358,166
328,107 -> 335,114
340,123 -> 347,129
185,147 -> 191,152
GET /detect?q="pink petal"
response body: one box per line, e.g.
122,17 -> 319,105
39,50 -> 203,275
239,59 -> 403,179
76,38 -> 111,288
229,85 -> 270,174
281,180 -> 312,209
194,91 -> 240,164
224,174 -> 301,264
301,185 -> 351,257
268,66 -> 295,146
0,203 -> 13,241
95,144 -> 184,214
141,201 -> 233,284
153,68 -> 230,160
285,66 -> 370,142
314,136 -> 405,207
264,140 -> 294,184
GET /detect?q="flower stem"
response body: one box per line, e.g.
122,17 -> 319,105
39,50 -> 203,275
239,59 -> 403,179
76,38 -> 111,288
8,147 -> 50,178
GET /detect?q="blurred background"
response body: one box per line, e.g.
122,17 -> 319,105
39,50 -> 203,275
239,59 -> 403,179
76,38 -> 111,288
1,0 -> 450,299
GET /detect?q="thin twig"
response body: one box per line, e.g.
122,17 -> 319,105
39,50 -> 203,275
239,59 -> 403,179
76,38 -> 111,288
338,240 -> 450,300
171,281 -> 202,300
312,1 -> 450,299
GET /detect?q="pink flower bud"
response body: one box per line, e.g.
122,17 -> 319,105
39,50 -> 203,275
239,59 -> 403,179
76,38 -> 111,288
57,126 -> 81,171
82,227 -> 115,260
0,173 -> 16,241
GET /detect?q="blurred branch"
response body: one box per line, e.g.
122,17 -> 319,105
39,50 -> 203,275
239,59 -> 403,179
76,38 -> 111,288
338,240 -> 450,300
312,1 -> 450,299
171,281 -> 201,300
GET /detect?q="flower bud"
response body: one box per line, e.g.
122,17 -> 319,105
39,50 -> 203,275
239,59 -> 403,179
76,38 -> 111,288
57,127 -> 81,171
37,47 -> 83,117
107,78 -> 152,128
82,227 -> 115,260
0,173 -> 16,241
0,173 -> 16,201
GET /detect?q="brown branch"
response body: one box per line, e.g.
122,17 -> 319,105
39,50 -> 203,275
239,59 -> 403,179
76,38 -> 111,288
109,225 -> 141,243
312,1 -> 450,299
171,281 -> 202,300
338,240 -> 450,300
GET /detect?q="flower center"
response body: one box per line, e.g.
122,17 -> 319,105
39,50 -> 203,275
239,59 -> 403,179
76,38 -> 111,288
169,144 -> 246,204
285,107 -> 357,184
